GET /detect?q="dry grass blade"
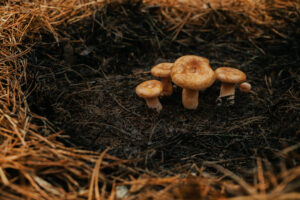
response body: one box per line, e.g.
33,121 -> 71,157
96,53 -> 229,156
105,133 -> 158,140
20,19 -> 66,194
256,157 -> 266,195
0,167 -> 9,185
204,162 -> 257,195
88,148 -> 110,200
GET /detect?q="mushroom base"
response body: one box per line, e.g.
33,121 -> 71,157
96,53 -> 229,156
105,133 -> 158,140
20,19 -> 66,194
161,77 -> 173,96
145,97 -> 162,112
182,89 -> 199,110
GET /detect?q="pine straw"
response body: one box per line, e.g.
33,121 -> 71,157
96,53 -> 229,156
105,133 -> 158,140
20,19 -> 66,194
0,0 -> 299,199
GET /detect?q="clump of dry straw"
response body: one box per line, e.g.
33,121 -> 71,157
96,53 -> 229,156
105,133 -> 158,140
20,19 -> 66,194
1,0 -> 299,199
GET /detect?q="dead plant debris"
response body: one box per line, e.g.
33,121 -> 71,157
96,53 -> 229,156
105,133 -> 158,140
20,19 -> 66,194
1,0 -> 300,199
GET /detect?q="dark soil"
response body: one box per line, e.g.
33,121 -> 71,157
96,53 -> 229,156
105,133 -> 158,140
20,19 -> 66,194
26,1 -> 300,178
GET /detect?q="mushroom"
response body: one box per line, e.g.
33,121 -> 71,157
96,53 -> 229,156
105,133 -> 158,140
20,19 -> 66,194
171,55 -> 215,109
151,63 -> 174,96
136,80 -> 163,112
215,67 -> 247,105
239,82 -> 252,93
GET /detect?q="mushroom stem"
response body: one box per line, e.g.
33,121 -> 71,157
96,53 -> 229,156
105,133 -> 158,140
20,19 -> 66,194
217,82 -> 236,105
145,97 -> 162,112
182,88 -> 199,110
220,83 -> 236,98
161,77 -> 173,96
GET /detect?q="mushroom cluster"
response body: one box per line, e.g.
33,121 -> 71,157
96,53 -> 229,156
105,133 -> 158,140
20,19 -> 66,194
136,55 -> 251,111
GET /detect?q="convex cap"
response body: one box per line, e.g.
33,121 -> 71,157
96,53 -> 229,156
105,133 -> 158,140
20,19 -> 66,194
136,80 -> 163,98
171,55 -> 215,90
151,63 -> 173,77
215,67 -> 246,84
239,82 -> 251,93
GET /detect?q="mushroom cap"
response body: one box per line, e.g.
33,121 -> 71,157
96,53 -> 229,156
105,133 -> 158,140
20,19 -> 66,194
136,80 -> 163,98
151,63 -> 174,78
239,82 -> 251,93
215,67 -> 246,84
171,55 -> 215,90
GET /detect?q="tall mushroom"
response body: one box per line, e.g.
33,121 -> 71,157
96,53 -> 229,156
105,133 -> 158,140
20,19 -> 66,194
136,80 -> 163,112
215,67 -> 247,105
151,63 -> 174,96
171,55 -> 215,109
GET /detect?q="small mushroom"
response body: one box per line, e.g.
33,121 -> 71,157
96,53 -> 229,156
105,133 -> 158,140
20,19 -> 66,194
215,67 -> 247,105
171,55 -> 215,109
136,80 -> 163,112
239,82 -> 252,93
151,63 -> 174,96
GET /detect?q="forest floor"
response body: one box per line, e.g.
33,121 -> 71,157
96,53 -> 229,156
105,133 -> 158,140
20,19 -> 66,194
26,0 -> 299,182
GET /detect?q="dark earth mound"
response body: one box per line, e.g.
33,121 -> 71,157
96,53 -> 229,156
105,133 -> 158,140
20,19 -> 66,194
25,1 -> 300,178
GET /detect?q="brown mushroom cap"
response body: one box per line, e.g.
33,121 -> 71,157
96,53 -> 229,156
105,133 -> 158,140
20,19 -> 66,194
171,55 -> 215,90
215,67 -> 246,84
136,80 -> 163,98
151,63 -> 173,77
239,82 -> 252,93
